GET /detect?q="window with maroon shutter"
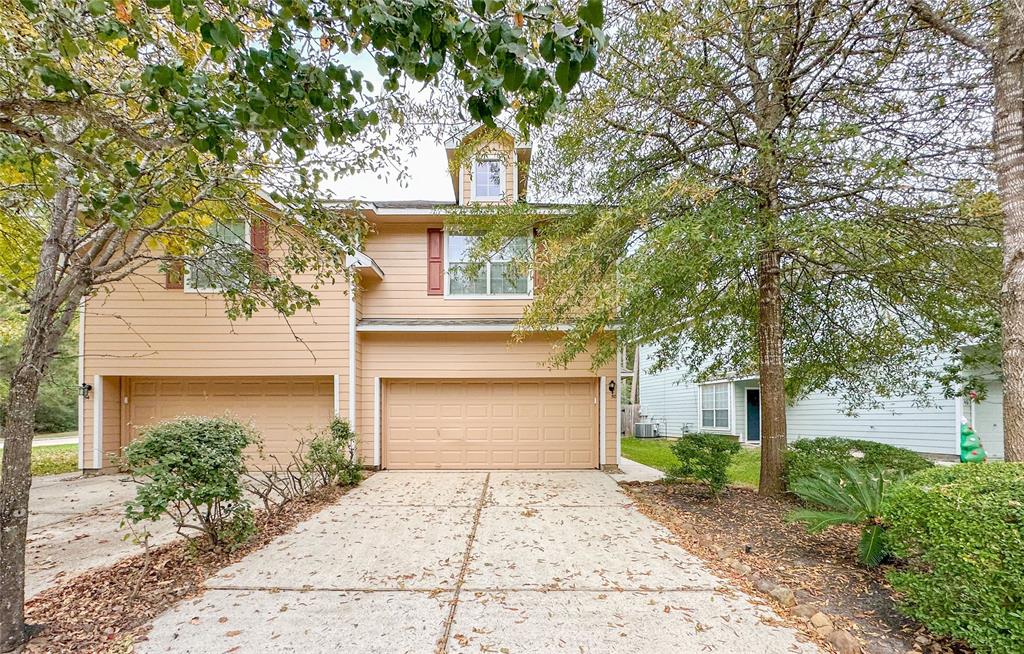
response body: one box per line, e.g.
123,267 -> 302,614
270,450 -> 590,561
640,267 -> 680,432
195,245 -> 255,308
426,227 -> 444,295
165,261 -> 184,289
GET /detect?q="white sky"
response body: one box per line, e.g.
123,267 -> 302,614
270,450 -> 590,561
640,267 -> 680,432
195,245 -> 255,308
323,136 -> 456,203
317,52 -> 458,203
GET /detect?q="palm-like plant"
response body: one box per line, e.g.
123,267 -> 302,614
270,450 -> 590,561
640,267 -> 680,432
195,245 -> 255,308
786,464 -> 901,567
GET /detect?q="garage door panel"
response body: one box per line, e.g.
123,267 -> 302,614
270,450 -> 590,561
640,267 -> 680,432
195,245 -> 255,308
385,378 -> 597,470
128,376 -> 333,462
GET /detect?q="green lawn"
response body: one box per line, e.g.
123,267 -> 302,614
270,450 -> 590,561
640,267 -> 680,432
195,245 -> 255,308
621,437 -> 761,488
0,444 -> 79,476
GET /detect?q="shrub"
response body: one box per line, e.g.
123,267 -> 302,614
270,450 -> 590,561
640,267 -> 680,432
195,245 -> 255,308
304,418 -> 363,487
122,416 -> 258,549
787,464 -> 900,566
245,418 -> 363,510
667,433 -> 741,495
785,437 -> 932,488
883,463 -> 1024,653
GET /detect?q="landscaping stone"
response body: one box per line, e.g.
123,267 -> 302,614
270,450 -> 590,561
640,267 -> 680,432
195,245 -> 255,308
729,560 -> 752,576
827,629 -> 862,654
810,612 -> 832,629
769,585 -> 796,607
792,604 -> 818,619
754,577 -> 776,594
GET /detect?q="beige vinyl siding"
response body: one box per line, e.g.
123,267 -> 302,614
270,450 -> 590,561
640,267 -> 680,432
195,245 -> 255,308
356,332 -> 617,467
361,221 -> 531,318
82,237 -> 348,377
81,239 -> 349,468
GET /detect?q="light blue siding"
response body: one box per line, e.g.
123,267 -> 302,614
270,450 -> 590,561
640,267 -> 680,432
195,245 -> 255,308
637,349 -> 700,436
786,391 -> 957,455
636,345 -> 990,457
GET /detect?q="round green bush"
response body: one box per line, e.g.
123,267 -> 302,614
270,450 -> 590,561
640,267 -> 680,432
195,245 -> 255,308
883,463 -> 1024,654
122,416 -> 259,549
667,432 -> 741,495
785,437 -> 933,488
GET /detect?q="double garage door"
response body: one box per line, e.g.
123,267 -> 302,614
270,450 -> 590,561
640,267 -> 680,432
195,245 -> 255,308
384,378 -> 598,470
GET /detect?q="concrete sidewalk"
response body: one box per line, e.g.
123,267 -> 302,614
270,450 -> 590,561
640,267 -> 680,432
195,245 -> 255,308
139,471 -> 817,653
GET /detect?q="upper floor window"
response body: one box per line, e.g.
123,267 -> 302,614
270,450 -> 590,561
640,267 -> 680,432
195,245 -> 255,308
700,382 -> 731,430
185,219 -> 249,293
472,159 -> 505,200
446,233 -> 531,297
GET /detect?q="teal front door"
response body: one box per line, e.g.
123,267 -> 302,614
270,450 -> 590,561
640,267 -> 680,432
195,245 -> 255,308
746,389 -> 761,443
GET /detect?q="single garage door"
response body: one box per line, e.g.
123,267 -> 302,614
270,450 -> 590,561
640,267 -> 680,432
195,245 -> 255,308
127,376 -> 334,458
384,378 -> 598,470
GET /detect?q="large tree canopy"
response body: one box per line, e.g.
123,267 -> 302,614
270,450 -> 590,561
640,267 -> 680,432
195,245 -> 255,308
0,0 -> 606,647
450,0 -> 1000,494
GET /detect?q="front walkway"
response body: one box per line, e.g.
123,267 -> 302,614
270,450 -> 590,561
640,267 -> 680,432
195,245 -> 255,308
139,471 -> 817,653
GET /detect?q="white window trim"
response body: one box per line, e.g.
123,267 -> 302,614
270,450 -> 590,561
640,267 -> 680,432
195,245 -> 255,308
469,158 -> 506,202
184,220 -> 252,294
443,230 -> 533,300
698,381 -> 732,431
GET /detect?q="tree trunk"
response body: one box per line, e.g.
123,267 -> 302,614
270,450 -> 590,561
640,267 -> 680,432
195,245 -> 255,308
995,6 -> 1024,462
757,245 -> 788,496
0,186 -> 84,651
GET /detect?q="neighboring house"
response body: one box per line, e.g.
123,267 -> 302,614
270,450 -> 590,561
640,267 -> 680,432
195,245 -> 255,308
78,126 -> 621,471
637,346 -> 1005,459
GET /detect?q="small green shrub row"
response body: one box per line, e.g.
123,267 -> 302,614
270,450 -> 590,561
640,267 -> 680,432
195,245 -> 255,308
785,436 -> 932,488
667,433 -> 741,495
883,463 -> 1024,654
122,416 -> 362,551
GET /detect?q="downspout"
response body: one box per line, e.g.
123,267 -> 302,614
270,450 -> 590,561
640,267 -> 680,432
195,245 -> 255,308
348,274 -> 358,460
77,297 -> 85,470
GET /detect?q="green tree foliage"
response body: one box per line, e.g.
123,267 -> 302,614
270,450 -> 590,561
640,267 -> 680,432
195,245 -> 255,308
883,463 -> 1024,653
666,433 -> 741,496
447,0 -> 998,496
0,303 -> 76,433
0,0 -> 605,645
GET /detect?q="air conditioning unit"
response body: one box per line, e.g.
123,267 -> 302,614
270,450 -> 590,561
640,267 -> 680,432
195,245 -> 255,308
634,422 -> 660,439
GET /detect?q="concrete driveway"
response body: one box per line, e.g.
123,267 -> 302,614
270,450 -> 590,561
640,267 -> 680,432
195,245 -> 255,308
140,472 -> 818,653
27,473 -> 175,598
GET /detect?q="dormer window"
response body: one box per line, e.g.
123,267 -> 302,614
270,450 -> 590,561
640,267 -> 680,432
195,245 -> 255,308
471,159 -> 505,201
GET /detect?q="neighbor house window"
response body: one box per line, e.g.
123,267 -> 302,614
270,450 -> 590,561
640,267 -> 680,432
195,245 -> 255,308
700,382 -> 730,429
472,159 -> 505,200
185,219 -> 249,292
446,233 -> 530,296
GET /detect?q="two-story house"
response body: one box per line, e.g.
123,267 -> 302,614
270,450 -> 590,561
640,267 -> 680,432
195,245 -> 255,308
78,126 -> 621,472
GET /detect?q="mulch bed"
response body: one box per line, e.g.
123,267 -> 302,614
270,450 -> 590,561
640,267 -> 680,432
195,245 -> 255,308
23,483 -> 357,653
623,481 -> 970,654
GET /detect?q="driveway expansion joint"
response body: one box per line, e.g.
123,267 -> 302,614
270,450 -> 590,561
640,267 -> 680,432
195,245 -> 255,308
436,472 -> 490,654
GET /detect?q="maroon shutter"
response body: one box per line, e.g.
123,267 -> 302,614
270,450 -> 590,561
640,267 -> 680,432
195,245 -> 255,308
165,260 -> 184,289
250,218 -> 269,272
532,227 -> 543,291
427,228 -> 444,295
